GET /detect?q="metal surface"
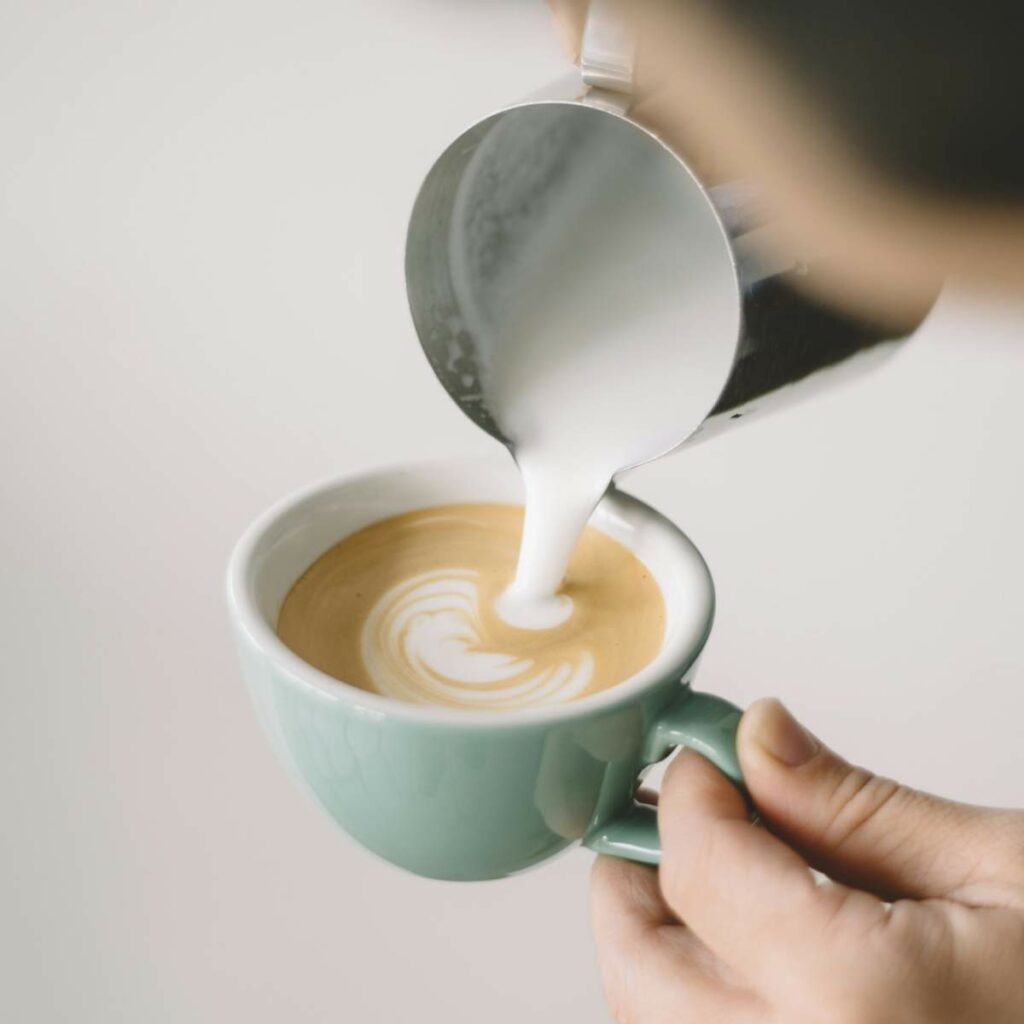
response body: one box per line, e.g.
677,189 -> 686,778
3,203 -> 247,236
580,0 -> 634,94
405,6 -> 939,461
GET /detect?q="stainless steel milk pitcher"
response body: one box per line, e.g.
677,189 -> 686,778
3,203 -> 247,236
405,0 -> 938,456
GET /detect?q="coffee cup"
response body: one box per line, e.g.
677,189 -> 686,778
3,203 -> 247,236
226,458 -> 742,881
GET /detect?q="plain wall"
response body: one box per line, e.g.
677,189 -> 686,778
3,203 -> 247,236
1,2 -> 1022,1021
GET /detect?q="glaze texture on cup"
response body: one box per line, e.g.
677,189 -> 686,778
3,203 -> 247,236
227,459 -> 724,881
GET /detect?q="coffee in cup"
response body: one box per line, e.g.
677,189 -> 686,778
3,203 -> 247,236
277,502 -> 665,712
228,459 -> 740,880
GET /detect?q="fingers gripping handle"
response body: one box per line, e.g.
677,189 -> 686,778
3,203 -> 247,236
584,687 -> 744,865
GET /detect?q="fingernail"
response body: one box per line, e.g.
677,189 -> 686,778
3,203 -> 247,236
750,699 -> 819,767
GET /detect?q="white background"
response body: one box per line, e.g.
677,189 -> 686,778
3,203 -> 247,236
2,2 -> 1022,1021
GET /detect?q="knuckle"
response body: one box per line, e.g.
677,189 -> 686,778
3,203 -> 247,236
820,767 -> 906,850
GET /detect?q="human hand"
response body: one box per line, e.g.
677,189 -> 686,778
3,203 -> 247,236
544,0 -> 1024,317
592,698 -> 1024,1023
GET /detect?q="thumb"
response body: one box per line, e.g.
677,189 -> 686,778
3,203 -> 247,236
738,698 -> 1021,902
546,0 -> 588,62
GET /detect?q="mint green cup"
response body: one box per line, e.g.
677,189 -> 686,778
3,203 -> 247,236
226,459 -> 742,881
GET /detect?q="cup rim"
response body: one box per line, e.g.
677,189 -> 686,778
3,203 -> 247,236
226,457 -> 715,729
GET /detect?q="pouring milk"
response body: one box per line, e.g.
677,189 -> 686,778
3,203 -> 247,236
448,108 -> 740,628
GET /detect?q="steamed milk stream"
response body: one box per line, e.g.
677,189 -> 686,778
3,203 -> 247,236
451,114 -> 739,629
278,115 -> 738,709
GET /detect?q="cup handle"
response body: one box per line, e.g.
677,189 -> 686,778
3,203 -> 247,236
584,686 -> 744,865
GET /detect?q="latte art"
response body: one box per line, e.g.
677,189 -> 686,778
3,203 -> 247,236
362,569 -> 593,709
276,503 -> 665,712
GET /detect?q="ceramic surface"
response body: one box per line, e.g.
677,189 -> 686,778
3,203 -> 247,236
227,458 -> 741,880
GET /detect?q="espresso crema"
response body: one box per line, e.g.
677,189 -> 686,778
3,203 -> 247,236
277,503 -> 665,711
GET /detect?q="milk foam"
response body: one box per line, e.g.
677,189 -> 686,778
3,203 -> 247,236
361,569 -> 592,708
276,503 -> 665,711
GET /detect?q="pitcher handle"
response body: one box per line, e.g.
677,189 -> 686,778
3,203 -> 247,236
580,0 -> 635,95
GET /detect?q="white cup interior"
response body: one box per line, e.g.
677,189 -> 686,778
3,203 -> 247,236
227,457 -> 715,724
